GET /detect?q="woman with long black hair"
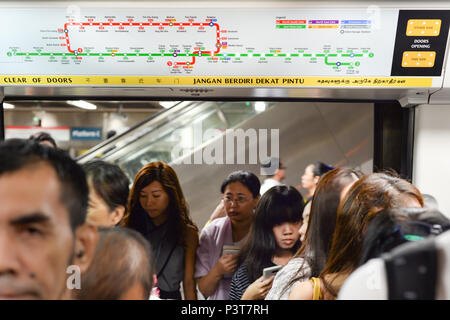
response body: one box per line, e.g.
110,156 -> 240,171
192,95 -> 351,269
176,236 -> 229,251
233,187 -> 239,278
267,167 -> 362,300
122,161 -> 198,300
229,185 -> 304,300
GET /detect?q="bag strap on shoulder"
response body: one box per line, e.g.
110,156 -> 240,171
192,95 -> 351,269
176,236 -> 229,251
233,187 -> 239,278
157,241 -> 178,278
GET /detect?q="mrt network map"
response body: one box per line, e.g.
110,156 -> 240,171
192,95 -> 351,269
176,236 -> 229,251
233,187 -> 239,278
0,8 -> 399,77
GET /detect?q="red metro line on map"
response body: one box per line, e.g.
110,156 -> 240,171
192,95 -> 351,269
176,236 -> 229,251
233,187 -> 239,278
59,18 -> 223,68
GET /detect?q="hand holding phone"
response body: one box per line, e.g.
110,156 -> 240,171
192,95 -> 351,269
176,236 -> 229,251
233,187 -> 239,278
241,274 -> 275,300
262,265 -> 283,280
217,253 -> 238,276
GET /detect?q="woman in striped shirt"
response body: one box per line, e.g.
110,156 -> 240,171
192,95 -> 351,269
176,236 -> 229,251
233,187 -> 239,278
229,185 -> 304,300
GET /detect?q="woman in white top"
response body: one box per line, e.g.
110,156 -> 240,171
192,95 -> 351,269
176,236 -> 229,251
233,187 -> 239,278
299,161 -> 333,202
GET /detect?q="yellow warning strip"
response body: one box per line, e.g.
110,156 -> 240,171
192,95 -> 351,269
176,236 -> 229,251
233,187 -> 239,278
0,76 -> 433,87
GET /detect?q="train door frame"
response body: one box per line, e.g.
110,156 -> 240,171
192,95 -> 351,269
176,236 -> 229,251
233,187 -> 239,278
374,101 -> 415,181
0,95 -> 415,180
0,88 -> 4,141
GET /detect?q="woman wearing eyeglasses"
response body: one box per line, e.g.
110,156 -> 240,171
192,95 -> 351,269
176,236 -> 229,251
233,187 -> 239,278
195,170 -> 261,300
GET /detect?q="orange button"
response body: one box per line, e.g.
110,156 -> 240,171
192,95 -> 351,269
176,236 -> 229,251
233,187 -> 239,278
406,20 -> 441,36
402,51 -> 436,68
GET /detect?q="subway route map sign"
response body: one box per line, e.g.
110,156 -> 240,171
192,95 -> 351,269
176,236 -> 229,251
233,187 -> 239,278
0,6 -> 448,87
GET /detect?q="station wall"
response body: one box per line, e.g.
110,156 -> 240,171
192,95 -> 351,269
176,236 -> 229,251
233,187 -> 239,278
414,104 -> 450,217
4,107 -> 157,157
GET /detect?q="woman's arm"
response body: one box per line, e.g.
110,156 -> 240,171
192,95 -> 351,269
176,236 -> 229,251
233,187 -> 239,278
204,201 -> 227,228
241,275 -> 274,300
209,201 -> 226,222
196,254 -> 238,298
288,280 -> 314,300
183,226 -> 199,300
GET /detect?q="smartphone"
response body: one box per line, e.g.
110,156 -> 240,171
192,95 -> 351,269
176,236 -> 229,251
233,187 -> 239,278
222,244 -> 240,255
262,265 -> 283,280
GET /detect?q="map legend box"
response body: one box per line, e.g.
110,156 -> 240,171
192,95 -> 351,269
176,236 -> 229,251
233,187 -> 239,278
308,25 -> 339,29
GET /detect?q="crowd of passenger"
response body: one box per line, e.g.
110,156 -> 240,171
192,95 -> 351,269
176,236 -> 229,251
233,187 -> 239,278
0,136 -> 449,300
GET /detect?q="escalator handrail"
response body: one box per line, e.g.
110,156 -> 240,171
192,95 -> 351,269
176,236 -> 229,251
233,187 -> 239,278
96,101 -> 208,162
76,101 -> 189,162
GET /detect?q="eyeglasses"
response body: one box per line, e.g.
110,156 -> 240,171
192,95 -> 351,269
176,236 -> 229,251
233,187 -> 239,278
223,196 -> 250,205
395,221 -> 447,242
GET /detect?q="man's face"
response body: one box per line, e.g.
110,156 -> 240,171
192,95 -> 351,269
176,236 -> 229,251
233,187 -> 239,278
0,162 -> 75,299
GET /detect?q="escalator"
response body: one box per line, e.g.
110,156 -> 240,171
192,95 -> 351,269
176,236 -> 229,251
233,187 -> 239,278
77,100 -> 374,227
77,100 -> 274,180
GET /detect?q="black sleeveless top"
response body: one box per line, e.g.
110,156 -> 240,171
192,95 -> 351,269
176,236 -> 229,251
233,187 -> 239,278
128,207 -> 185,298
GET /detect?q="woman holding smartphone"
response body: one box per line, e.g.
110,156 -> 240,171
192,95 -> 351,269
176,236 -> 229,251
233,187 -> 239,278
229,185 -> 304,300
195,171 -> 261,300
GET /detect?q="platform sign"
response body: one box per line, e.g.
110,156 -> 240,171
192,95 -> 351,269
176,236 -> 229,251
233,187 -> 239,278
71,127 -> 102,140
0,6 -> 448,88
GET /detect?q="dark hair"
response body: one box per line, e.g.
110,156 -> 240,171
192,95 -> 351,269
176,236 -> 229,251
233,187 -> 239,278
0,139 -> 87,230
320,172 -> 424,298
313,161 -> 334,177
238,185 -> 304,283
260,157 -> 285,177
77,226 -> 154,300
29,131 -> 57,148
359,207 -> 450,266
83,160 -> 130,218
281,167 -> 362,297
123,161 -> 198,246
301,167 -> 362,276
221,170 -> 261,198
106,130 -> 117,139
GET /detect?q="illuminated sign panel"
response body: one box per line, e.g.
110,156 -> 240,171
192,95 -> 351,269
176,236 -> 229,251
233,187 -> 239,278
0,7 -> 448,87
